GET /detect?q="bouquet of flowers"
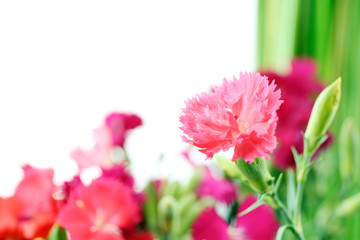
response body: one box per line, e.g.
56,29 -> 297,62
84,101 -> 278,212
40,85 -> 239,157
1,1 -> 360,240
2,64 -> 358,240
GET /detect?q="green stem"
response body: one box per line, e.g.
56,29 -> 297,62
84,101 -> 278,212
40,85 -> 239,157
294,181 -> 305,236
294,153 -> 311,239
271,195 -> 305,240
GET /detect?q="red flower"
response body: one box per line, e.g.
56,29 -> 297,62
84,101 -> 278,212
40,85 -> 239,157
0,166 -> 58,239
124,231 -> 155,240
180,72 -> 282,163
58,178 -> 141,240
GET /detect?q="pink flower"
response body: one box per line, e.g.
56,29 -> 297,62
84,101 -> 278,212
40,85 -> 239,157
58,178 -> 141,240
261,59 -> 332,168
197,169 -> 238,204
0,166 -> 58,239
58,175 -> 83,208
105,113 -> 143,147
71,126 -> 114,170
180,72 -> 282,163
71,112 -> 142,171
236,195 -> 279,240
192,195 -> 279,240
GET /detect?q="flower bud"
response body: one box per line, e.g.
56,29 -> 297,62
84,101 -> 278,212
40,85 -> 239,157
158,195 -> 177,233
304,78 -> 341,154
235,158 -> 274,193
47,224 -> 67,240
339,118 -> 360,181
335,192 -> 360,217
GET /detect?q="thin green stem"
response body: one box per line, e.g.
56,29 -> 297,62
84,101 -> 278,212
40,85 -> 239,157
271,194 -> 305,240
293,153 -> 311,240
294,181 -> 305,236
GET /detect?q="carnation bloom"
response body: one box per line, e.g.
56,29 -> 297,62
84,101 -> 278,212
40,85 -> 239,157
180,72 -> 282,163
261,59 -> 332,168
0,166 -> 58,239
191,195 -> 279,240
58,178 -> 140,240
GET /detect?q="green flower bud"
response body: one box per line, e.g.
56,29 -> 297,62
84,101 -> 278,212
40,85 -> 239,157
339,118 -> 360,181
304,78 -> 341,154
235,158 -> 274,193
158,195 -> 177,233
335,192 -> 360,217
46,224 -> 67,240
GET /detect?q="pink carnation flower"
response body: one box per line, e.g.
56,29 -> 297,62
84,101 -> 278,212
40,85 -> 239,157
180,72 -> 282,163
58,178 -> 141,240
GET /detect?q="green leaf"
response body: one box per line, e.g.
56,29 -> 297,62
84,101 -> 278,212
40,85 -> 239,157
143,183 -> 159,233
238,195 -> 265,217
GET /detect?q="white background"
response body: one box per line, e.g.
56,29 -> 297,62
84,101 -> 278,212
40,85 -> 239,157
0,1 -> 256,196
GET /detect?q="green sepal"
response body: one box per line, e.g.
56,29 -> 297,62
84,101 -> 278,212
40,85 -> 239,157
235,158 -> 274,193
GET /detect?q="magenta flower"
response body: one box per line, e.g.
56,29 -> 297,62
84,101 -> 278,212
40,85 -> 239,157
101,164 -> 135,188
192,207 -> 234,240
236,195 -> 279,240
197,169 -> 238,204
261,59 -> 332,168
105,112 -> 143,147
180,72 -> 282,163
192,195 -> 279,240
58,178 -> 141,240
